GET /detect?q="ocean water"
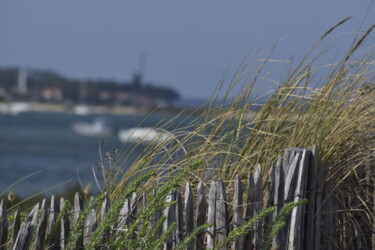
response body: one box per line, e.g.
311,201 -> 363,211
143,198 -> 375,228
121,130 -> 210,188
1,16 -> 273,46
0,111 -> 190,197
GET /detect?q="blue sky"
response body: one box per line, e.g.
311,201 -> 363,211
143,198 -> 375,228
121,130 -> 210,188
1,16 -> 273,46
0,1 -> 374,99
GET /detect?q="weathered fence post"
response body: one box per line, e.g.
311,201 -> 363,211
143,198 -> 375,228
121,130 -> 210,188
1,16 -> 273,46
288,149 -> 309,250
207,181 -> 216,249
46,195 -> 60,250
151,188 -> 163,240
254,164 -> 263,250
216,178 -> 228,249
163,191 -> 176,250
232,174 -> 244,250
83,197 -> 97,247
34,199 -> 47,250
273,156 -> 285,248
13,203 -> 39,250
175,190 -> 184,247
305,145 -> 317,250
195,182 -> 207,250
0,200 -> 8,250
59,198 -> 70,249
12,208 -> 21,249
244,172 -> 255,250
184,182 -> 194,250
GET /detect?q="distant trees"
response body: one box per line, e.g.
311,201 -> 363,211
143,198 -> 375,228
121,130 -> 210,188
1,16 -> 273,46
0,68 -> 180,106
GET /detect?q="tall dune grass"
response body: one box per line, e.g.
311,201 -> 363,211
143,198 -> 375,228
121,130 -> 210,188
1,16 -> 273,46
105,22 -> 374,246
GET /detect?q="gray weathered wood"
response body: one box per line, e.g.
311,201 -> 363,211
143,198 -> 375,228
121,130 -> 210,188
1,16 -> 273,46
284,152 -> 301,202
83,196 -> 97,247
59,198 -> 70,249
130,192 -> 138,226
46,195 -> 60,250
265,164 -> 275,240
34,199 -> 47,250
254,164 -> 263,250
244,172 -> 255,250
151,188 -> 162,240
12,207 -> 21,249
101,193 -> 111,243
232,175 -> 244,250
288,149 -> 309,250
163,191 -> 176,250
72,193 -> 83,250
12,203 -> 39,250
184,182 -> 194,250
175,190 -> 184,247
273,156 -> 285,248
216,178 -> 228,249
73,192 -> 83,228
117,198 -> 130,230
195,182 -> 207,250
0,200 -> 8,250
314,156 -> 324,250
304,145 -> 317,250
207,181 -> 216,249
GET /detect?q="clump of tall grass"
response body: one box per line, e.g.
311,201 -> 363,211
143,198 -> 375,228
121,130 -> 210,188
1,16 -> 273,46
108,20 -> 374,246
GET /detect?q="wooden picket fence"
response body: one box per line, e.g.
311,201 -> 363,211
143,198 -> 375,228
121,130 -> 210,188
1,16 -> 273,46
0,146 -> 360,249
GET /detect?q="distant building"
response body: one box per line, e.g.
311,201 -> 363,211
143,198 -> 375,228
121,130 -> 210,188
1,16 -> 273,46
41,87 -> 63,102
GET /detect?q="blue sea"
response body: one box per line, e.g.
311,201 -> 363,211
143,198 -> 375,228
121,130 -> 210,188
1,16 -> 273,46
0,111 -> 191,197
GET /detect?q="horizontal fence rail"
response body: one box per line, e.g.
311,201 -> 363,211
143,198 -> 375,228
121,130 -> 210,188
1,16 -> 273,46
0,146 -> 370,249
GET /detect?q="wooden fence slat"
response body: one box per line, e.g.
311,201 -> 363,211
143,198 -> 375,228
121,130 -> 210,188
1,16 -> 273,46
195,182 -> 207,250
314,156 -> 324,250
12,208 -> 20,248
100,193 -> 111,245
101,193 -> 110,221
281,150 -> 302,250
151,188 -> 162,240
163,191 -> 176,250
175,190 -> 184,247
284,152 -> 301,202
305,145 -> 317,250
33,199 -> 47,250
130,192 -> 138,226
73,192 -> 83,228
83,197 -> 97,247
216,178 -> 228,249
265,164 -> 275,240
232,174 -> 244,250
0,200 -> 8,250
117,198 -> 130,230
274,156 -> 285,248
254,164 -> 263,250
12,203 -> 39,250
244,172 -> 255,250
207,181 -> 216,249
288,149 -> 309,250
184,182 -> 194,250
46,195 -> 60,250
59,198 -> 70,249
72,193 -> 83,249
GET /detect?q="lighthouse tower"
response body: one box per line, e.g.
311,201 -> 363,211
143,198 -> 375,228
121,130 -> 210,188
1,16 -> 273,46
17,68 -> 28,94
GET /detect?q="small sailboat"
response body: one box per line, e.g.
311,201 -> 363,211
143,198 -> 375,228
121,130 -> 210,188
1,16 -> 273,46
72,118 -> 112,137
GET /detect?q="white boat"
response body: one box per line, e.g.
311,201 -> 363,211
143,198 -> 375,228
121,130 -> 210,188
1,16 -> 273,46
0,102 -> 31,115
72,118 -> 112,137
118,127 -> 173,144
73,104 -> 91,115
